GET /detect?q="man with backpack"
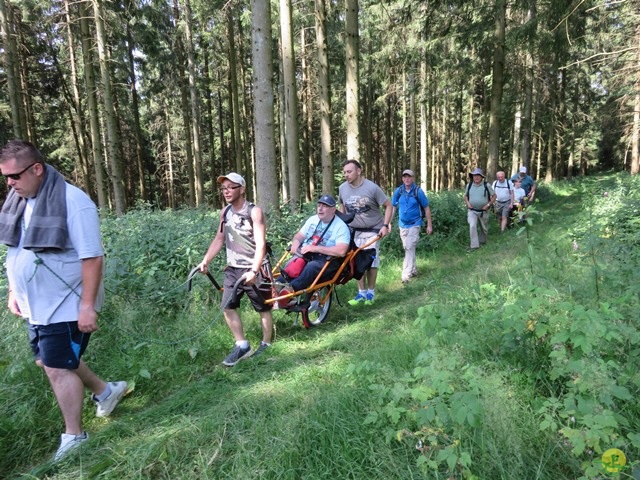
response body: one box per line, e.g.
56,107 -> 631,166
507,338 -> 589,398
391,169 -> 433,283
197,173 -> 273,366
492,171 -> 514,232
464,168 -> 496,251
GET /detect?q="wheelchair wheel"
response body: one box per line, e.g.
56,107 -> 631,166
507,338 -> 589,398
302,285 -> 332,327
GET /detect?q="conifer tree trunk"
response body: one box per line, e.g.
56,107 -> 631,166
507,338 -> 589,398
63,0 -> 91,191
301,26 -> 314,202
409,72 -> 417,173
79,0 -> 108,209
486,0 -> 507,179
345,0 -> 360,161
251,0 -> 278,211
202,47 -> 218,208
93,0 -> 126,214
279,0 -> 300,210
182,0 -> 204,206
420,59 -> 428,190
511,105 -> 522,173
226,9 -> 243,174
520,0 -> 536,173
125,13 -> 148,202
172,0 -> 195,207
0,0 -> 26,139
631,24 -> 640,175
315,0 -> 333,194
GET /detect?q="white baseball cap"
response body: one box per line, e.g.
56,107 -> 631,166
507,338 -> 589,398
217,172 -> 246,186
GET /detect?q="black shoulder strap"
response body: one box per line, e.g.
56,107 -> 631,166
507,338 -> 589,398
219,205 -> 232,233
219,203 -> 255,233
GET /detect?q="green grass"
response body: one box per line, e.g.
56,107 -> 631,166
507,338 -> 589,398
1,173 -> 639,479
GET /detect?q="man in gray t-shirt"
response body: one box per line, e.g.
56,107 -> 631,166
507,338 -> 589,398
338,159 -> 392,306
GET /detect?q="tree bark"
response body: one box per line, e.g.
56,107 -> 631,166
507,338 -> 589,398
279,0 -> 300,210
345,0 -> 360,161
631,23 -> 640,175
93,0 -> 126,214
226,9 -> 243,174
251,0 -> 278,211
182,0 -> 204,206
520,0 -> 536,174
0,0 -> 26,138
79,0 -> 108,209
315,0 -> 333,194
125,14 -> 148,202
62,0 -> 91,191
301,25 -> 314,202
172,0 -> 195,207
486,0 -> 507,179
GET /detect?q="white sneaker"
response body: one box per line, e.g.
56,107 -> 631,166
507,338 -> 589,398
94,381 -> 128,417
53,432 -> 88,462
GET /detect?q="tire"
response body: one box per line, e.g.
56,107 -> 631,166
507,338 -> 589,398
303,285 -> 332,327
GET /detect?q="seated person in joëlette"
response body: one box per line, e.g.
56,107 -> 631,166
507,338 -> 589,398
278,194 -> 350,304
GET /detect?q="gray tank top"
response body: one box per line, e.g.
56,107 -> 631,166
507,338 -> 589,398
223,201 -> 257,268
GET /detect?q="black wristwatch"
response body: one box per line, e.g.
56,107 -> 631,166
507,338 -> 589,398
382,224 -> 389,228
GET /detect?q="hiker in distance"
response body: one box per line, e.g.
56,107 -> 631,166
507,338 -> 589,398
510,166 -> 537,202
464,167 -> 496,252
197,173 -> 273,366
338,159 -> 393,306
0,140 -> 127,462
390,169 -> 433,283
492,170 -> 514,232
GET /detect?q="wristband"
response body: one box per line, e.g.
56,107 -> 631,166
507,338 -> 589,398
382,224 -> 389,228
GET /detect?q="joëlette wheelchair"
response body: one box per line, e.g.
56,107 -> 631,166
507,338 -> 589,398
190,211 -> 379,329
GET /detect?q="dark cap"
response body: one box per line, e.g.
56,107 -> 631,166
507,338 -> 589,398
317,194 -> 336,207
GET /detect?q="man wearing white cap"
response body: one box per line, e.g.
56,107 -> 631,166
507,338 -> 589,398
510,166 -> 537,201
198,172 -> 273,366
391,169 -> 433,283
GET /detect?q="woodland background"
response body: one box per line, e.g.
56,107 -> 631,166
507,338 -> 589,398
0,0 -> 639,214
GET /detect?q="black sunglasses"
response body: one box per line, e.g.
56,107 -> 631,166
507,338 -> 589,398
4,163 -> 37,181
219,185 -> 242,192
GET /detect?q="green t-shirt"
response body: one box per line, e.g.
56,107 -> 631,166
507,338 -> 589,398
466,182 -> 495,210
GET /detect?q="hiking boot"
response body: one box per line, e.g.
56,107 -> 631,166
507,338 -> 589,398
94,381 -> 128,418
252,342 -> 270,358
348,293 -> 366,306
53,432 -> 88,462
222,344 -> 252,367
364,292 -> 375,306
